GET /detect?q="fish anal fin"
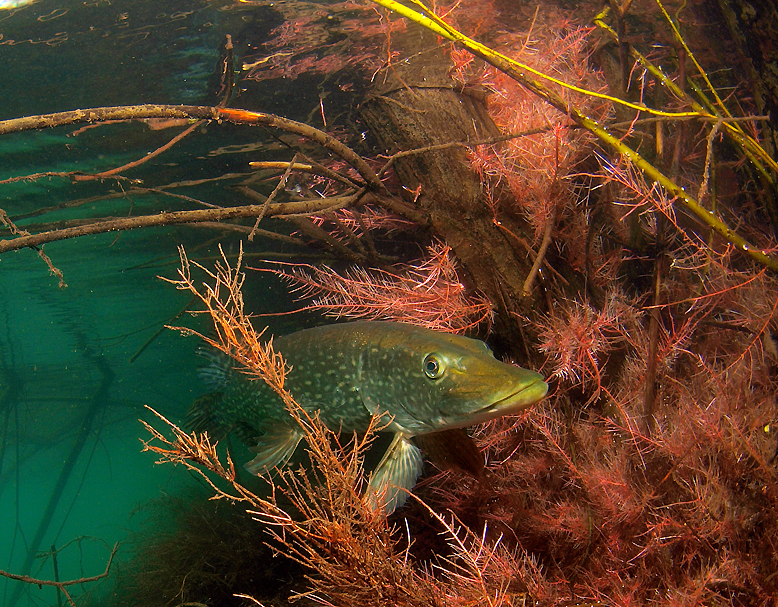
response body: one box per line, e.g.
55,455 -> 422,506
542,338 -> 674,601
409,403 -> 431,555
186,392 -> 227,438
413,428 -> 484,478
245,425 -> 303,476
196,345 -> 233,389
367,433 -> 423,515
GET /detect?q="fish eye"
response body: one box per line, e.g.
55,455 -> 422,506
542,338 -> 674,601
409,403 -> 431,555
423,354 -> 444,379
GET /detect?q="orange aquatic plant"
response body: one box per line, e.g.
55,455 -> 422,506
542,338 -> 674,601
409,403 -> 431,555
147,245 -> 545,607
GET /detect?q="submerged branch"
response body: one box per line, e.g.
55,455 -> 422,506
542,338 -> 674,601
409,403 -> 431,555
0,104 -> 384,192
0,193 -> 365,254
0,543 -> 118,607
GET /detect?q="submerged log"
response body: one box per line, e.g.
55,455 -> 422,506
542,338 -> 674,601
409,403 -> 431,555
359,26 -> 540,357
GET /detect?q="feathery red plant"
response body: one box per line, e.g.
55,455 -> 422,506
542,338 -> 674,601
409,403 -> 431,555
454,19 -> 609,245
534,293 -> 637,394
265,242 -> 493,333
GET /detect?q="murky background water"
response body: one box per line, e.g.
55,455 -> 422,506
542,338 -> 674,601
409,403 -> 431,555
0,1 -> 321,604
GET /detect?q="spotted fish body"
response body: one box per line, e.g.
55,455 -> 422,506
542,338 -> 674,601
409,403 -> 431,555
189,321 -> 548,513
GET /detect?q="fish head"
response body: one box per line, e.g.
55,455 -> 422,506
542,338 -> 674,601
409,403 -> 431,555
357,324 -> 548,435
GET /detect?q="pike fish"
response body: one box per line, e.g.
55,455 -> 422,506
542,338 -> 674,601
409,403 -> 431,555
189,321 -> 548,514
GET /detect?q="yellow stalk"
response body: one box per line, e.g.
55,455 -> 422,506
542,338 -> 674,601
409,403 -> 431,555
654,0 -> 730,118
594,6 -> 778,182
370,0 -> 778,272
374,0 -> 703,119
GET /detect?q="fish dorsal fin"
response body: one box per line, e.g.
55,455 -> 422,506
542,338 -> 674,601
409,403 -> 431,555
244,425 -> 303,476
413,429 -> 484,477
367,433 -> 423,515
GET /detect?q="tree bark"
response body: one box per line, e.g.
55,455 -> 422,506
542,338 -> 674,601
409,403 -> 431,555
359,26 -> 539,357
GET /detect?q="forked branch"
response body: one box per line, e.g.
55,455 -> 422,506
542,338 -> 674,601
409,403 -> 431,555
0,544 -> 118,607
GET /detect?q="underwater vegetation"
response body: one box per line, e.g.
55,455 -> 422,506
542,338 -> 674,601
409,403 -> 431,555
104,489 -> 310,607
139,235 -> 778,607
176,250 -> 548,514
138,248 -> 541,605
1,0 -> 778,605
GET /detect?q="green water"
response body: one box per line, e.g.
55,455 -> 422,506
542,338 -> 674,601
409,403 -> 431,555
0,231 -> 197,603
0,0 -> 327,604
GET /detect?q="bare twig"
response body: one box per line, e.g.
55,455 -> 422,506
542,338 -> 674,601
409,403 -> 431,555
74,120 -> 204,181
0,194 -> 361,254
36,247 -> 67,289
0,105 -> 384,191
248,154 -> 300,241
0,543 -> 118,607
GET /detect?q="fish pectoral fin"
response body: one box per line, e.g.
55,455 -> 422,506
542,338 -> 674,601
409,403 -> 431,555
244,425 -> 303,476
367,433 -> 423,515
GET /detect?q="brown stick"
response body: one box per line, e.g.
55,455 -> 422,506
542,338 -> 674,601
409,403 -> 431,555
0,195 -> 360,254
0,105 -> 384,191
642,254 -> 663,434
0,543 -> 118,607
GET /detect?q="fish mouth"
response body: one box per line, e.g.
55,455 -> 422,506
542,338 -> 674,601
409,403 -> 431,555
439,375 -> 549,430
484,377 -> 549,413
446,378 -> 548,428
